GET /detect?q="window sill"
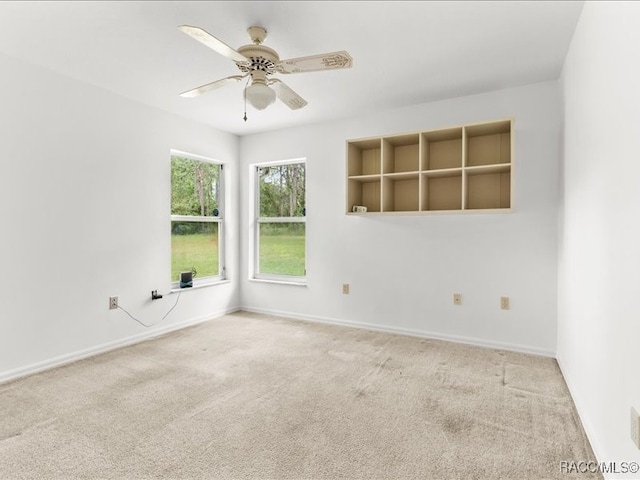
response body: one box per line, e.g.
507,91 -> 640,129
170,279 -> 230,293
249,278 -> 307,287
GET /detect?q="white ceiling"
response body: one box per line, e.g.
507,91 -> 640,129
0,1 -> 583,136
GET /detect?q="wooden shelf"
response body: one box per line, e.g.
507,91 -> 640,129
346,119 -> 512,214
422,167 -> 463,178
465,164 -> 510,175
348,174 -> 382,182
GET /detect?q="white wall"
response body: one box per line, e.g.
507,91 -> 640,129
240,81 -> 561,355
559,1 -> 640,471
0,52 -> 240,381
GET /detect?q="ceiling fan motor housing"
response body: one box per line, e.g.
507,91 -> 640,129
236,44 -> 279,76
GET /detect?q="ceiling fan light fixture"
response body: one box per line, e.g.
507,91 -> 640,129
245,81 -> 276,110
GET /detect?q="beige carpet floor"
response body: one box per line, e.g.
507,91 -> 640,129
0,311 -> 600,479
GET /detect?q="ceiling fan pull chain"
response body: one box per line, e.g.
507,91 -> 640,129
243,76 -> 250,121
243,94 -> 247,122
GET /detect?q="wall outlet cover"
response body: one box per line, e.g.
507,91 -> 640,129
501,296 -> 510,310
632,407 -> 640,449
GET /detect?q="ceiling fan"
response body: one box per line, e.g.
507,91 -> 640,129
179,25 -> 353,118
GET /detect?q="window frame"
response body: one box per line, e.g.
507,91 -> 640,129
253,158 -> 307,284
170,150 -> 226,289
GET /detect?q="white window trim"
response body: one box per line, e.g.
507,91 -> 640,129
170,150 -> 226,289
251,159 -> 307,285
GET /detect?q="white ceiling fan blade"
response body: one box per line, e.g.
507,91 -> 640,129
180,75 -> 247,98
179,25 -> 248,63
276,51 -> 352,74
270,79 -> 308,110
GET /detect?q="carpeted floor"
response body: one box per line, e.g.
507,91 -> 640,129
0,311 -> 600,479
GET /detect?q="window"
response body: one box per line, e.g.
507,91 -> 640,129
170,153 -> 225,286
254,160 -> 306,282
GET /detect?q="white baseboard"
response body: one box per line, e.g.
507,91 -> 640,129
0,306 -> 241,385
556,355 -> 608,477
240,306 -> 556,358
0,305 -> 555,384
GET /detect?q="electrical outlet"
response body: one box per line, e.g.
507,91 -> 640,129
109,296 -> 118,310
342,283 -> 350,295
501,296 -> 510,310
453,293 -> 462,305
632,407 -> 640,449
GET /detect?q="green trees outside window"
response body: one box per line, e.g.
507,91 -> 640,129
257,162 -> 306,278
170,155 -> 223,282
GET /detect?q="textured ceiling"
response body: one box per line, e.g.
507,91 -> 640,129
0,1 -> 584,135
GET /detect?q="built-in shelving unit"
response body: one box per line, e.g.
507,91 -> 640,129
346,119 -> 512,214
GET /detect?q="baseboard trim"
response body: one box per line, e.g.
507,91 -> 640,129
556,355 -> 607,477
1,305 -> 555,384
240,307 -> 556,358
0,306 -> 241,385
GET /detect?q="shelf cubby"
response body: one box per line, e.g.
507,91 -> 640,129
421,127 -> 463,170
348,177 -> 381,213
348,139 -> 382,176
465,165 -> 511,210
382,134 -> 420,174
422,170 -> 462,211
465,120 -> 511,167
382,173 -> 420,212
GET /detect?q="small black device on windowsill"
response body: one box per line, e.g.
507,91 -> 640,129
179,271 -> 193,288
